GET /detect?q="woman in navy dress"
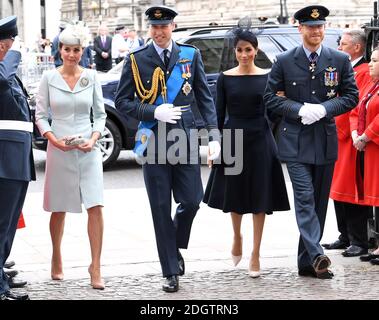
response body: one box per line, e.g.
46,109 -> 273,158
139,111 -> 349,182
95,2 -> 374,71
204,26 -> 290,277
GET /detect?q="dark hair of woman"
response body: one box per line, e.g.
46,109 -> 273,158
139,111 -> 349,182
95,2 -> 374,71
233,29 -> 258,49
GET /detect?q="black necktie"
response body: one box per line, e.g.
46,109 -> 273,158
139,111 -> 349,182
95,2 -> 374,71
309,51 -> 318,63
309,52 -> 318,72
163,49 -> 170,69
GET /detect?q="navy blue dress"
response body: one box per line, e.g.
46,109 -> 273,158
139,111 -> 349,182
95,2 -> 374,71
203,72 -> 290,214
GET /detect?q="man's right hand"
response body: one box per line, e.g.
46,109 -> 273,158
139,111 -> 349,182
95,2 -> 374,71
299,104 -> 319,125
154,103 -> 182,124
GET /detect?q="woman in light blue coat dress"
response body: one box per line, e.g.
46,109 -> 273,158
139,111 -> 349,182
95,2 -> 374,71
35,24 -> 107,290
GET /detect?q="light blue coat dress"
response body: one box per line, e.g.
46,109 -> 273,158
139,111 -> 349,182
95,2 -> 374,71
36,68 -> 106,213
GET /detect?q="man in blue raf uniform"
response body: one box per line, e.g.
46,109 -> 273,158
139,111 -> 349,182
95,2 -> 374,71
0,16 -> 35,300
264,5 -> 358,279
115,5 -> 221,292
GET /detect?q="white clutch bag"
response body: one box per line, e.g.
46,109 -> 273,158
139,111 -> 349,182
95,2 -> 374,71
64,134 -> 88,146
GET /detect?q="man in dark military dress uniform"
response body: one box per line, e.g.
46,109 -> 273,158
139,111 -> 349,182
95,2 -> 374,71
264,5 -> 359,279
115,6 -> 220,292
0,16 -> 36,300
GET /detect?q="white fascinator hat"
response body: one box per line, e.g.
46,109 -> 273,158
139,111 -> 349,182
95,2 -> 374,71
59,22 -> 91,47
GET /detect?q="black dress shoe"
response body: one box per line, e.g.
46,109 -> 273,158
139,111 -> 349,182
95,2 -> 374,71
360,253 -> 379,261
322,239 -> 348,250
178,250 -> 185,276
4,269 -> 18,278
1,291 -> 29,300
162,275 -> 179,293
4,260 -> 15,269
342,245 -> 368,257
6,275 -> 27,289
370,258 -> 379,265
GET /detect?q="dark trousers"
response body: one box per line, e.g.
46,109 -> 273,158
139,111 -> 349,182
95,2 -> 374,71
0,178 -> 28,294
95,60 -> 112,72
286,162 -> 334,269
334,200 -> 372,248
143,163 -> 203,277
115,57 -> 124,64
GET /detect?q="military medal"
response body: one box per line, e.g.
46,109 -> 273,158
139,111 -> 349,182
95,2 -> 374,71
141,134 -> 148,144
324,67 -> 338,86
185,64 -> 191,79
181,65 -> 187,79
181,64 -> 192,79
80,77 -> 89,87
182,81 -> 192,96
327,89 -> 336,98
309,63 -> 316,73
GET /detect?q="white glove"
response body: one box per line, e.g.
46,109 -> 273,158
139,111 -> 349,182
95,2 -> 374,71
10,36 -> 21,52
351,130 -> 359,143
154,103 -> 182,124
299,103 -> 326,125
305,103 -> 327,119
299,104 -> 319,125
207,141 -> 221,161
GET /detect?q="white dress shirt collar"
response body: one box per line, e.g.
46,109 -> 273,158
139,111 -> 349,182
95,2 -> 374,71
153,40 -> 173,60
351,56 -> 364,67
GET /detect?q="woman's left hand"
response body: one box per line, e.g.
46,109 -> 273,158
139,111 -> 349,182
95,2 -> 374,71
76,139 -> 96,153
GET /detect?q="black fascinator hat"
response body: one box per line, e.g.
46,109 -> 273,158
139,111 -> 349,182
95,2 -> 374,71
232,16 -> 258,48
221,17 -> 272,71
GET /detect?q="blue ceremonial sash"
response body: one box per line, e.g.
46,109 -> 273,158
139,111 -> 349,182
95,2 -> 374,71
133,46 -> 195,157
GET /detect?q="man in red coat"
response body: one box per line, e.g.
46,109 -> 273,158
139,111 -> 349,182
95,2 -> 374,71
324,29 -> 373,256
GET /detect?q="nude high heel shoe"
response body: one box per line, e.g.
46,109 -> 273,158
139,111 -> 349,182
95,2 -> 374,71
232,254 -> 242,267
248,269 -> 261,278
231,236 -> 243,267
88,265 -> 105,290
51,273 -> 64,281
249,256 -> 260,278
51,261 -> 64,280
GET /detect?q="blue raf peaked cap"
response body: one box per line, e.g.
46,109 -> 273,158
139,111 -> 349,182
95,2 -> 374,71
145,5 -> 178,25
294,5 -> 329,26
0,15 -> 18,40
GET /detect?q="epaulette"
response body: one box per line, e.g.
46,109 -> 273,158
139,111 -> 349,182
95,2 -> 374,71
130,44 -> 149,55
